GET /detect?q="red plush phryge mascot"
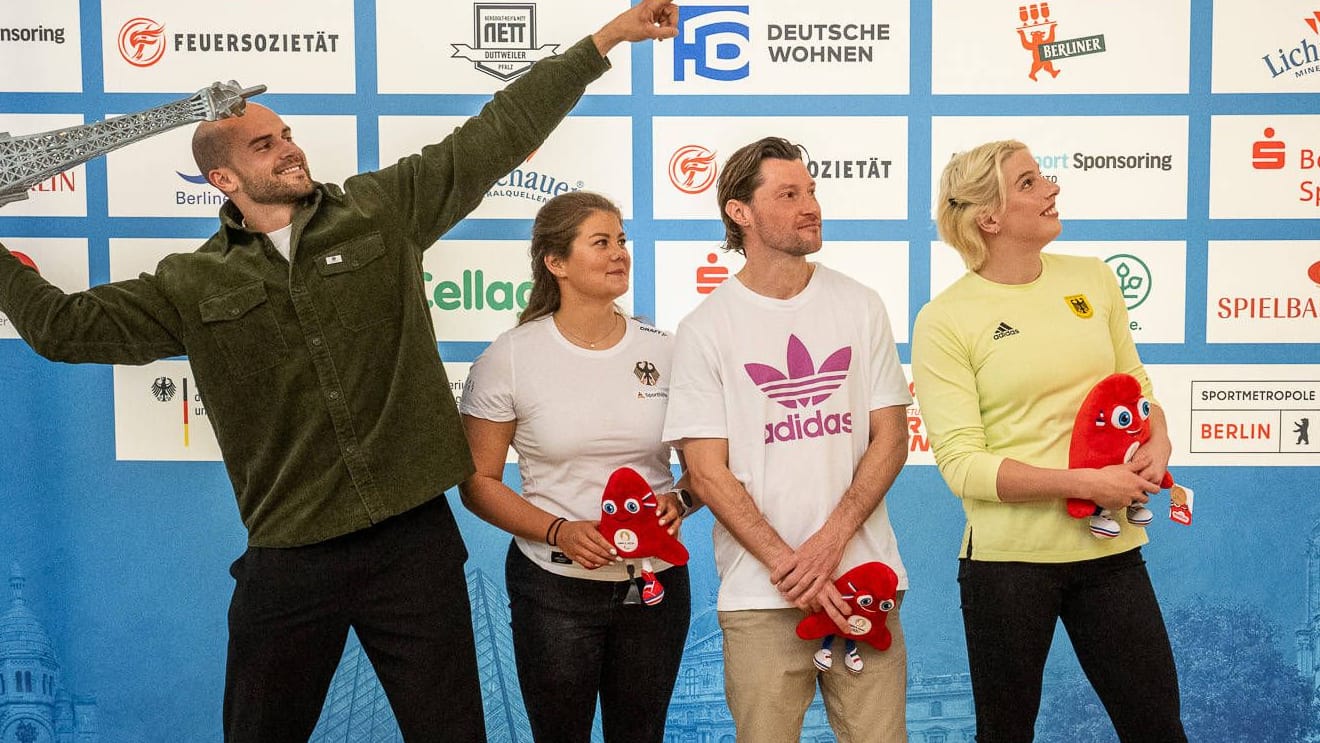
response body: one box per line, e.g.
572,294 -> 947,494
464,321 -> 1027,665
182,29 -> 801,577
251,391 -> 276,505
1066,373 -> 1175,538
795,561 -> 898,675
596,467 -> 689,605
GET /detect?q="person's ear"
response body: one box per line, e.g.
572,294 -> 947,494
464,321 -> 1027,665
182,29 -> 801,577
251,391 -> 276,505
724,199 -> 751,229
544,253 -> 567,279
208,168 -> 239,196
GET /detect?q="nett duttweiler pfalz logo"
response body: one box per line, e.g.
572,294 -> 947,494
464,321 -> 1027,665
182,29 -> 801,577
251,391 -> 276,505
745,334 -> 854,444
452,3 -> 559,81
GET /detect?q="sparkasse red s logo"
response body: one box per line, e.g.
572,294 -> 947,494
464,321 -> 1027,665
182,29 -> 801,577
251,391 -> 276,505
669,145 -> 718,195
119,17 -> 166,67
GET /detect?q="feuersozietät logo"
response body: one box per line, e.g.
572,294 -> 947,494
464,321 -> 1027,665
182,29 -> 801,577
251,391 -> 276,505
746,334 -> 853,444
118,17 -> 166,67
669,144 -> 718,194
1015,2 -> 1106,82
452,3 -> 560,82
801,145 -> 891,181
674,5 -> 750,81
1106,253 -> 1152,311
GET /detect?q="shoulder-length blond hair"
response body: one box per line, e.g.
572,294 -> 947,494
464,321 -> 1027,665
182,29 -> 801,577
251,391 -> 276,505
936,139 -> 1027,271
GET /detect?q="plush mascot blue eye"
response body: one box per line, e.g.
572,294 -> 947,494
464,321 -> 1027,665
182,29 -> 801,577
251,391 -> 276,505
602,500 -> 617,515
1111,405 -> 1133,428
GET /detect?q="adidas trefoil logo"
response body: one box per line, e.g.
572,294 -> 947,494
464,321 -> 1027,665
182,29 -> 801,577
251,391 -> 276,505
992,322 -> 1020,340
745,335 -> 855,445
744,334 -> 851,409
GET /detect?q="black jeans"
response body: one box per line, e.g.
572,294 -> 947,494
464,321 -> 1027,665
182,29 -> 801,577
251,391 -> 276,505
224,496 -> 485,742
505,542 -> 690,743
959,548 -> 1186,743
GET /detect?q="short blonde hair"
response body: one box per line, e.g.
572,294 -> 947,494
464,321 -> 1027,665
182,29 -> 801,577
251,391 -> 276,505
936,140 -> 1027,271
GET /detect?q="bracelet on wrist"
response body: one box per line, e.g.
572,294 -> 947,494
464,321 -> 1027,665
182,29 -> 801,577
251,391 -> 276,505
546,516 -> 567,546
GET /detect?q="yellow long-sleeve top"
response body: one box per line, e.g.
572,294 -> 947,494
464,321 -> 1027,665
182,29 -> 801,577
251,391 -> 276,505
912,253 -> 1154,562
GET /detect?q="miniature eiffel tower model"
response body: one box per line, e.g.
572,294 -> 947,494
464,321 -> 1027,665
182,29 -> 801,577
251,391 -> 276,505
0,79 -> 265,208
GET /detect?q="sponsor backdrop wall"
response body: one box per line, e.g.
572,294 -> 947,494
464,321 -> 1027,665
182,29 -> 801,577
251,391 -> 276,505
1,1 -> 1318,740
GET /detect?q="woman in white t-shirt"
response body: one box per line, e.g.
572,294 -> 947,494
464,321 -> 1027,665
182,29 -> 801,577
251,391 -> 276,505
459,191 -> 693,743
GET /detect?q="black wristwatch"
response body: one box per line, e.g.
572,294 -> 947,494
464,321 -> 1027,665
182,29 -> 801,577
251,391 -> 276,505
672,488 -> 695,517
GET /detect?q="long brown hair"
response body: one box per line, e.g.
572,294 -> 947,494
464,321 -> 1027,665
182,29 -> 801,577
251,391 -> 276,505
518,191 -> 623,325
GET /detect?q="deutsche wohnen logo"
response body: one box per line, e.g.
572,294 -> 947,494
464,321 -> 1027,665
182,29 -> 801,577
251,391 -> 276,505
118,17 -> 166,67
669,145 -> 718,194
673,5 -> 751,82
452,4 -> 559,82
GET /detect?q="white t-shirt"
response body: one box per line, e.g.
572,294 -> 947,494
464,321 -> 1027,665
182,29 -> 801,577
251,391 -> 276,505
461,314 -> 680,581
662,264 -> 912,610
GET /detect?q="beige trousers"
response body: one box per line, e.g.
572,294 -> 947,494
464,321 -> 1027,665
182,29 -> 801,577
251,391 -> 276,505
718,597 -> 908,743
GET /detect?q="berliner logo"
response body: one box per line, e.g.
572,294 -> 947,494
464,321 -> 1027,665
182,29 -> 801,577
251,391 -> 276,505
118,17 -> 166,67
668,144 -> 718,194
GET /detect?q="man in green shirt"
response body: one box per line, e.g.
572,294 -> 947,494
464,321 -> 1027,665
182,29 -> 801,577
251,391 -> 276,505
0,2 -> 677,740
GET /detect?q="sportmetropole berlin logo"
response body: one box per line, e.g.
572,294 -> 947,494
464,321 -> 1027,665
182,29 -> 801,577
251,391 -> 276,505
1015,3 -> 1106,82
745,335 -> 853,444
118,17 -> 166,67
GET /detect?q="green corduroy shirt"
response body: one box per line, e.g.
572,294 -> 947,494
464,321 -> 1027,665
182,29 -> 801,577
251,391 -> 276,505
0,36 -> 610,547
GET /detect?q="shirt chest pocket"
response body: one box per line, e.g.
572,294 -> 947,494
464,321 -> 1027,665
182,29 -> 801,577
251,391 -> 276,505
314,234 -> 401,331
199,281 -> 289,378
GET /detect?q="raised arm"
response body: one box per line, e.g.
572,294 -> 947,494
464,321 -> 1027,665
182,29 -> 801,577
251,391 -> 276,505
592,0 -> 679,56
0,244 -> 184,365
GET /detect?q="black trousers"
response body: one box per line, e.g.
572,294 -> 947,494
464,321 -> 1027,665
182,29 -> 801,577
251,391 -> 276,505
958,547 -> 1187,743
505,543 -> 690,743
223,496 -> 485,742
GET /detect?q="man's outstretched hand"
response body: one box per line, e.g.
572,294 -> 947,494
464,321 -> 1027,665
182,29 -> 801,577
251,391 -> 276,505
593,0 -> 680,56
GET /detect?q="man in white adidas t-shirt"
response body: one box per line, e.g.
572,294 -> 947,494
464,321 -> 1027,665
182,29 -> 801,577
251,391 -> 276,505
662,137 -> 912,742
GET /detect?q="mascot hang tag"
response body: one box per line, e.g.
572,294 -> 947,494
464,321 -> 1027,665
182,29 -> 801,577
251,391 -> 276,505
1169,484 -> 1194,526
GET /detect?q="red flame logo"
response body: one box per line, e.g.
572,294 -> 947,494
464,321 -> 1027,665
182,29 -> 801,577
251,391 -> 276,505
118,17 -> 166,68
